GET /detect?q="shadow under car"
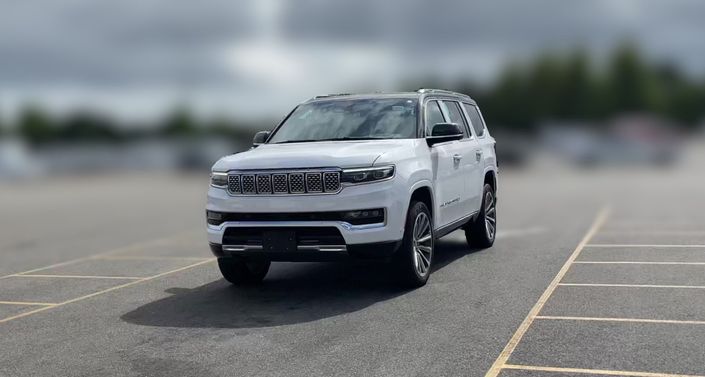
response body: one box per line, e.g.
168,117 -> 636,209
121,237 -> 481,329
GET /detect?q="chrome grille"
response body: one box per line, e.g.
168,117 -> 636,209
323,172 -> 340,192
256,174 -> 272,194
289,173 -> 305,193
227,170 -> 341,195
241,175 -> 256,194
305,173 -> 323,192
227,175 -> 241,194
272,174 -> 288,193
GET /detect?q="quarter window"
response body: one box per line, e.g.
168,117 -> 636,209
462,103 -> 485,137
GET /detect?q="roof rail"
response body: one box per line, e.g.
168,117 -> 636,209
416,88 -> 469,97
313,93 -> 353,99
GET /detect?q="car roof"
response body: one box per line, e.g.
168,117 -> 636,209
304,89 -> 477,106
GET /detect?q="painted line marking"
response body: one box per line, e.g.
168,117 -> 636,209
0,258 -> 215,324
0,301 -> 57,306
587,244 -> 705,248
484,206 -> 611,377
495,227 -> 547,240
0,229 -> 200,280
536,315 -> 705,326
503,364 -> 705,377
598,230 -> 705,236
10,274 -> 143,280
92,255 -> 210,261
574,261 -> 705,265
559,283 -> 705,289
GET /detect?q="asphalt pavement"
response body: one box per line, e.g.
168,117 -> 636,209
2,161 -> 705,377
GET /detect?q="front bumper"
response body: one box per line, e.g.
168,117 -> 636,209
209,240 -> 401,261
206,179 -> 408,260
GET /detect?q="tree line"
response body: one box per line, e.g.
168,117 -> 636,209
3,42 -> 704,145
447,42 -> 705,129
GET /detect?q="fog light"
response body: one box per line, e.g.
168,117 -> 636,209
206,210 -> 225,225
341,208 -> 385,225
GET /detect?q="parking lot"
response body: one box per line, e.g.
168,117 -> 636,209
2,161 -> 705,376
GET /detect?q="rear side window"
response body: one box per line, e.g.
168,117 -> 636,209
462,103 -> 485,137
425,100 -> 445,134
442,101 -> 470,138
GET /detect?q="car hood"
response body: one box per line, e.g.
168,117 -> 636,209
213,140 -> 413,171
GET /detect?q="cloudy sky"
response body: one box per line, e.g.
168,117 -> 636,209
2,0 -> 705,120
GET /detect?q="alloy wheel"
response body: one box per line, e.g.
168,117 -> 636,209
484,191 -> 496,240
412,212 -> 433,276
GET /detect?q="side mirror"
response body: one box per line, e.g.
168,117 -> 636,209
426,123 -> 463,146
252,131 -> 270,147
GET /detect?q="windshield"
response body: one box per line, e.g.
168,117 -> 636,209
268,98 -> 418,143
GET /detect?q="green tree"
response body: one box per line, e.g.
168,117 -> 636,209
606,41 -> 662,113
17,105 -> 55,145
162,105 -> 198,137
59,111 -> 120,142
556,49 -> 596,119
487,63 -> 532,129
525,52 -> 564,120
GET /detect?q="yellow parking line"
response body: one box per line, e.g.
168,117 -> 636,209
11,274 -> 143,280
2,259 -> 88,279
536,315 -> 705,326
92,255 -> 210,261
0,301 -> 57,306
503,364 -> 705,377
484,206 -> 611,377
574,261 -> 705,265
587,244 -> 705,248
599,230 -> 705,236
0,306 -> 56,322
0,258 -> 215,324
559,283 -> 705,289
0,229 -> 200,280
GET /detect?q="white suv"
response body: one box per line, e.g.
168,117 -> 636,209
207,89 -> 497,287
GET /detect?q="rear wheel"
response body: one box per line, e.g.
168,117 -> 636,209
394,201 -> 434,287
465,183 -> 496,248
218,257 -> 270,285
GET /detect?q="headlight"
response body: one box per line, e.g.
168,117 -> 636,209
210,172 -> 228,188
341,165 -> 395,184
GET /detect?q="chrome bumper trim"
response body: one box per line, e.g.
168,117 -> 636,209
222,244 -> 347,253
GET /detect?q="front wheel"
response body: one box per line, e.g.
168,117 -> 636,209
218,257 -> 270,285
465,183 -> 496,248
394,201 -> 434,287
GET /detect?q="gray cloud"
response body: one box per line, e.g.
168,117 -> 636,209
2,0 -> 705,118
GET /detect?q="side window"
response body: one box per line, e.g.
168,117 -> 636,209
462,103 -> 485,137
424,100 -> 445,135
442,101 -> 470,138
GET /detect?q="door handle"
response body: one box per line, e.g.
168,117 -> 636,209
475,150 -> 482,162
453,154 -> 463,162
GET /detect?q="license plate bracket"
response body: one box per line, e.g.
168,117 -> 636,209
262,230 -> 297,252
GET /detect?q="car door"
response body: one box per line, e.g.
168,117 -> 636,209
425,99 -> 466,228
462,102 -> 496,210
441,100 -> 481,217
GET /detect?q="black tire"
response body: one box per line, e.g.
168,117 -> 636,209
394,201 -> 434,288
218,257 -> 270,285
465,183 -> 496,248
